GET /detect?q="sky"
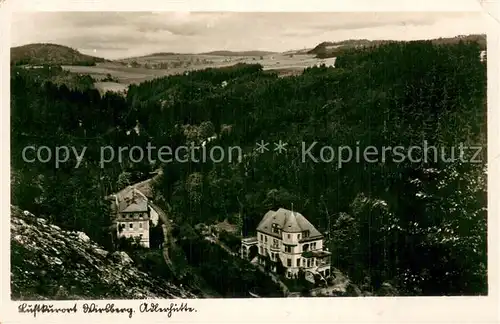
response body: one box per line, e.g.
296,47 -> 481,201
11,12 -> 487,59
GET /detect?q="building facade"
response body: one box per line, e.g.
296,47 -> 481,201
109,186 -> 163,249
242,208 -> 331,280
115,193 -> 151,248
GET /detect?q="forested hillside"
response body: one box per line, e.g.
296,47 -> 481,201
11,43 -> 107,66
11,39 -> 487,296
309,34 -> 486,58
12,65 -> 95,91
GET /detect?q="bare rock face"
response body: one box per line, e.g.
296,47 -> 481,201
10,205 -> 197,300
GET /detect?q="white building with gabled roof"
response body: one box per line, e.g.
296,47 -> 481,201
115,189 -> 151,248
241,208 -> 331,280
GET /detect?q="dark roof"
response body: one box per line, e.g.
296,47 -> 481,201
242,237 -> 258,244
256,208 -> 322,238
302,250 -> 332,258
302,251 -> 315,258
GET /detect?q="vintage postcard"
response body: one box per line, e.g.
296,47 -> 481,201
1,1 -> 499,323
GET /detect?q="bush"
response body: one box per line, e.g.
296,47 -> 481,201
218,230 -> 241,252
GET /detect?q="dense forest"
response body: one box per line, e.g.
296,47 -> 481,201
310,34 -> 486,58
11,39 -> 487,296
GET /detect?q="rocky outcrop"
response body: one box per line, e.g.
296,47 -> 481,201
10,205 -> 197,300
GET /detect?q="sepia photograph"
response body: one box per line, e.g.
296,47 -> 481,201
7,10 -> 489,306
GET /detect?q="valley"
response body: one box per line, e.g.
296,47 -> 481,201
10,35 -> 488,300
63,53 -> 336,86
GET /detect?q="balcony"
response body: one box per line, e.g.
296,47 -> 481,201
241,236 -> 258,245
300,250 -> 332,269
270,244 -> 281,251
314,256 -> 330,268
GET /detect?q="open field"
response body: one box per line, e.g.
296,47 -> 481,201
93,81 -> 128,95
63,53 -> 336,86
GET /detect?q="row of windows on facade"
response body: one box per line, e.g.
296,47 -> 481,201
270,225 -> 311,238
120,222 -> 145,230
260,238 -> 317,252
121,213 -> 148,219
267,252 -> 320,268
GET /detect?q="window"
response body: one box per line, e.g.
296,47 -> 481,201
272,223 -> 280,234
287,234 -> 291,239
307,259 -> 312,267
129,223 -> 133,229
298,234 -> 301,240
287,259 -> 292,267
139,223 -> 143,229
311,242 -> 317,249
302,244 -> 309,252
296,259 -> 300,267
264,236 -> 267,243
260,234 -> 263,241
303,259 -> 306,266
303,230 -> 310,238
285,246 -> 292,253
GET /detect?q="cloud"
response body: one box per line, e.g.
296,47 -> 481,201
11,12 -> 486,59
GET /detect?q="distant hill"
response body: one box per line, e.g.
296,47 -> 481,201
146,52 -> 178,56
123,50 -> 277,61
127,52 -> 180,60
199,50 -> 276,56
282,48 -> 313,55
308,34 -> 487,58
430,34 -> 486,48
11,43 -> 107,66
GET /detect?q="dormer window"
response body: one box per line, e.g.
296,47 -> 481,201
303,230 -> 310,238
272,223 -> 280,234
